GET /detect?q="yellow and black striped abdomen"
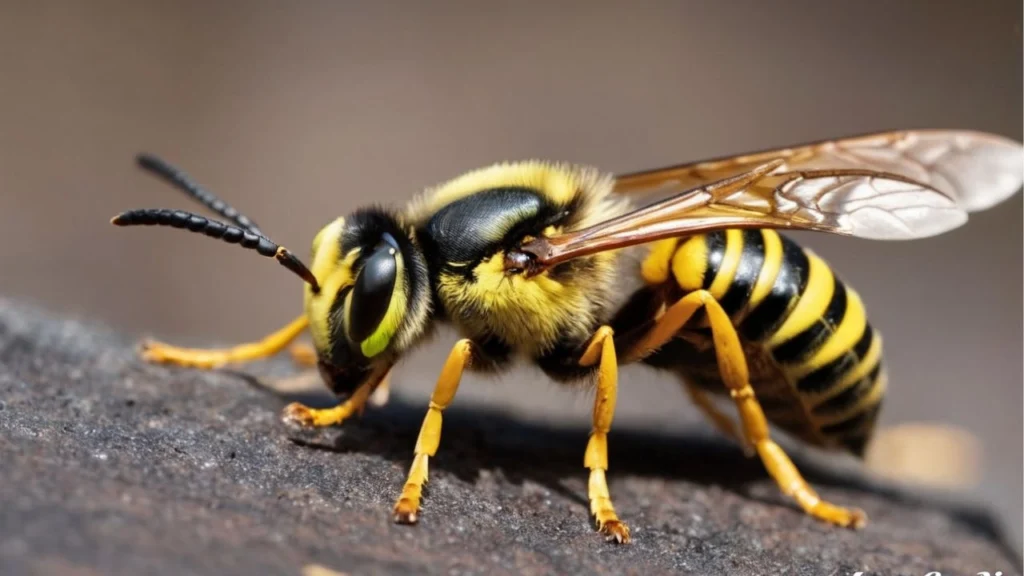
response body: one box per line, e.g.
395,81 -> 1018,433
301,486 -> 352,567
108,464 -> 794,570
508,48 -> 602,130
638,229 -> 886,456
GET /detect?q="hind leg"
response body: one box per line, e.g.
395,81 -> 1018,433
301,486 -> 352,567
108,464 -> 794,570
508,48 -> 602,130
623,290 -> 866,528
683,381 -> 754,457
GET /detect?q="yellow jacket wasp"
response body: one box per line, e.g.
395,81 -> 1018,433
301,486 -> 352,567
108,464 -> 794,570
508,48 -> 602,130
111,129 -> 1023,543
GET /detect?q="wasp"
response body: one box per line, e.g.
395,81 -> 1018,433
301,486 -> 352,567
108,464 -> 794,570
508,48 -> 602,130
111,129 -> 1023,544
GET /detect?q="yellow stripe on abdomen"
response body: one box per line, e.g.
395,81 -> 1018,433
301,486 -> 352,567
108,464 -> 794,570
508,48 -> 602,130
707,229 -> 744,300
744,229 -> 783,316
788,282 -> 867,381
765,251 -> 834,348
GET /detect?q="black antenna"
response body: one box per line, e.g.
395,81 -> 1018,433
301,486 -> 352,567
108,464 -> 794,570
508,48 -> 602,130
136,153 -> 263,236
111,208 -> 320,293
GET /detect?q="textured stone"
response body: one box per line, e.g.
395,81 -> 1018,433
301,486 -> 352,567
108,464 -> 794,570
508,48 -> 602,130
0,298 -> 1019,575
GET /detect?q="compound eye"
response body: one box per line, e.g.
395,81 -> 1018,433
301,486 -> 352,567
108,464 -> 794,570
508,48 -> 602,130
346,234 -> 401,351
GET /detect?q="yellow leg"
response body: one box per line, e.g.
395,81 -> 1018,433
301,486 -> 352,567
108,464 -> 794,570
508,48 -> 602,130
282,379 -> 375,428
369,371 -> 391,407
288,343 -> 318,367
141,315 -> 309,369
393,340 -> 473,524
624,290 -> 867,529
683,381 -> 754,457
578,326 -> 631,544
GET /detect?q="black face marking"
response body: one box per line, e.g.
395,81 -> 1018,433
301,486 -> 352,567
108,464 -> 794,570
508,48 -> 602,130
348,241 -> 398,343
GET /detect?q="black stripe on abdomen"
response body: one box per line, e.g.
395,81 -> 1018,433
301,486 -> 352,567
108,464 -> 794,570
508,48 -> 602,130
812,362 -> 882,417
771,274 -> 848,364
718,229 -> 766,318
794,324 -> 873,394
820,399 -> 883,437
701,230 -> 727,289
739,234 -> 810,342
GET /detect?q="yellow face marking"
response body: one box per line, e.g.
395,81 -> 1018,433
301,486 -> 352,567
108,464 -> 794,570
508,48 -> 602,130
708,229 -> 744,300
766,251 -> 834,348
671,236 -> 708,292
304,217 -> 355,355
359,248 -> 407,358
641,238 -> 680,285
789,286 -> 868,380
309,216 -> 343,261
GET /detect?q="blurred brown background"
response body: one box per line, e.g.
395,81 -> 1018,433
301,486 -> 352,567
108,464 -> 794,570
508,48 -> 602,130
1,0 -> 1020,544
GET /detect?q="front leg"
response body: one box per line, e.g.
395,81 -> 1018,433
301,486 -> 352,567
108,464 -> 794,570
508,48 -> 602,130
143,315 -> 310,369
282,375 -> 380,428
393,339 -> 473,524
578,326 -> 631,544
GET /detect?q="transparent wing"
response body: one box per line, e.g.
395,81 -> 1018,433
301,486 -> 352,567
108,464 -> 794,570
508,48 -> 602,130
520,161 -> 969,271
614,129 -> 1023,213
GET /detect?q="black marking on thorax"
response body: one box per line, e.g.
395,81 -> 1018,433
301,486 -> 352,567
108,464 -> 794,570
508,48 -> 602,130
418,187 -> 567,278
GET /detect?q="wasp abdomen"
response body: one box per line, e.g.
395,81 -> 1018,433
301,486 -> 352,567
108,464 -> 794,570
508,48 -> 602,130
644,229 -> 887,455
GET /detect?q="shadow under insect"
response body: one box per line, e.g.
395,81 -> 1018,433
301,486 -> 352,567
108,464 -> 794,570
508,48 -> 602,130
234,368 -> 1001,534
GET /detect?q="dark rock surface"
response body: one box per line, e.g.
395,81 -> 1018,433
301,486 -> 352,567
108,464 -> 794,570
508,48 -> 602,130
1,297 -> 1020,576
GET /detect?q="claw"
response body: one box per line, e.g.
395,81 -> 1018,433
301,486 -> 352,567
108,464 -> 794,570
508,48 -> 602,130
598,519 -> 632,544
288,344 -> 318,367
393,498 -> 419,525
281,402 -> 317,428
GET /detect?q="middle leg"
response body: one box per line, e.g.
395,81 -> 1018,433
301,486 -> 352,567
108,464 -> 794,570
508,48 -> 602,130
393,339 -> 473,524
